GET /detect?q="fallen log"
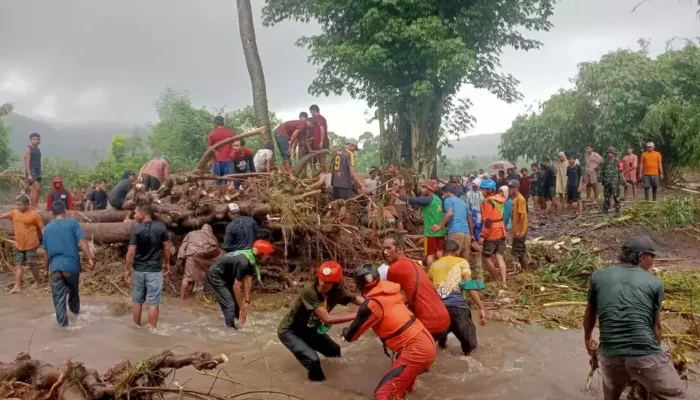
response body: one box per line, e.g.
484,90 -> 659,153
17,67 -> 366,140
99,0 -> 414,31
196,126 -> 265,171
39,210 -> 131,225
80,221 -> 137,244
292,149 -> 330,177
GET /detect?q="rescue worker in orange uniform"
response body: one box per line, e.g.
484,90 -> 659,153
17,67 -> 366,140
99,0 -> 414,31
278,261 -> 364,381
478,179 -> 509,286
342,264 -> 436,400
382,234 -> 451,340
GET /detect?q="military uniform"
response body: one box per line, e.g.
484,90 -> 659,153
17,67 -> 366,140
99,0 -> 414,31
601,147 -> 621,214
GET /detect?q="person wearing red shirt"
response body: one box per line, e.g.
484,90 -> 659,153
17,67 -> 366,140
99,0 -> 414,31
309,104 -> 329,173
519,167 -> 531,211
229,138 -> 255,189
382,234 -> 450,340
207,116 -> 236,184
46,176 -> 72,212
274,117 -> 317,178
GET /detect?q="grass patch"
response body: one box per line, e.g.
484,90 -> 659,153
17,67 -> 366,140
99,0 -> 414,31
623,198 -> 700,229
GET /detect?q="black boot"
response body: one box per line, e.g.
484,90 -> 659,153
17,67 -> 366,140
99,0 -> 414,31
308,362 -> 326,382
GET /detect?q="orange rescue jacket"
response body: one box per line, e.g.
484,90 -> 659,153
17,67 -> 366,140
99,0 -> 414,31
480,193 -> 506,240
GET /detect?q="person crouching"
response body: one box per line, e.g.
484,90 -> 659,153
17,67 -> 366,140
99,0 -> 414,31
278,261 -> 363,382
343,264 -> 436,400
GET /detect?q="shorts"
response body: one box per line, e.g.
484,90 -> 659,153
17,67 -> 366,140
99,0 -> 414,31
13,248 -> 37,265
142,174 -> 161,192
211,161 -> 232,184
584,170 -> 598,185
447,232 -> 471,259
567,188 -> 580,202
512,235 -> 527,258
275,134 -> 291,162
542,185 -> 555,201
482,238 -> 505,257
643,175 -> 660,189
332,187 -> 353,200
424,236 -> 445,257
131,270 -> 163,306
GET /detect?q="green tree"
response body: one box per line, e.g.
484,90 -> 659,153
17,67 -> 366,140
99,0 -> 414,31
263,0 -> 555,177
0,103 -> 17,169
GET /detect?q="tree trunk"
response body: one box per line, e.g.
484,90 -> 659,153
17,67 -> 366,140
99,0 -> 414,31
236,0 -> 275,156
80,222 -> 138,244
39,210 -> 130,225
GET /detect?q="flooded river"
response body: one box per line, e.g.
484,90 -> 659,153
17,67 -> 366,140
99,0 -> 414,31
1,293 -> 698,399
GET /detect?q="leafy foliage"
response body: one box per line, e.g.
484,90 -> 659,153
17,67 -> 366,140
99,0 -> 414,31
0,103 -> 17,169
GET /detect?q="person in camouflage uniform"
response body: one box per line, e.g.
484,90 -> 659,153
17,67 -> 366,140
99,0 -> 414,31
601,146 -> 621,214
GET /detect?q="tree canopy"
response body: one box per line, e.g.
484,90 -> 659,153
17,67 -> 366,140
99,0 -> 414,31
500,41 -> 700,177
0,103 -> 16,170
263,0 -> 555,177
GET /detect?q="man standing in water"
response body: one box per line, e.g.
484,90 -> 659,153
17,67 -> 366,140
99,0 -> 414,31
24,132 -> 42,209
0,195 -> 44,293
125,204 -> 171,328
278,262 -> 363,382
584,235 -> 686,399
43,201 -> 95,326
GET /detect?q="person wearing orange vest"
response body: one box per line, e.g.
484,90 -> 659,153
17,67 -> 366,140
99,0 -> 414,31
343,264 -> 436,400
478,179 -> 508,286
278,261 -> 364,382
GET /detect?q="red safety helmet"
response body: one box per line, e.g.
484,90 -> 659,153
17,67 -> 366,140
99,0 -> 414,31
252,240 -> 274,255
317,261 -> 343,283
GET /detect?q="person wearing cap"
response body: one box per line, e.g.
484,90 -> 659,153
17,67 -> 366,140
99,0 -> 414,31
600,146 -> 621,215
584,145 -> 604,201
622,146 -> 639,200
507,179 -> 529,270
278,261 -> 364,382
584,235 -> 686,399
274,117 -> 318,178
394,179 -> 446,267
566,152 -> 584,218
138,157 -> 170,191
639,142 -> 663,202
207,239 -> 274,328
46,176 -> 72,212
125,204 -> 171,328
331,138 -> 369,222
343,264 -> 436,399
222,203 -> 259,253
478,179 -> 508,286
208,115 -> 236,183
432,185 -> 473,260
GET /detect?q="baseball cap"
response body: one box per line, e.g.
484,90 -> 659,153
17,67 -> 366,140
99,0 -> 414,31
227,203 -> 240,213
622,235 -> 661,256
420,179 -> 438,192
214,115 -> 225,125
346,138 -> 359,147
646,142 -> 655,147
507,179 -> 520,188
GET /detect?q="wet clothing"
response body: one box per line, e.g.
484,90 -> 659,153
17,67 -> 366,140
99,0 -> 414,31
178,224 -> 223,283
400,194 -> 446,238
27,145 -> 42,181
43,218 -> 83,274
13,248 -> 37,265
331,149 -> 356,190
87,189 -> 108,210
386,257 -> 450,336
6,209 -> 44,251
342,281 -> 436,400
109,178 -> 132,210
601,158 -> 621,213
278,283 -> 356,380
50,271 -> 80,327
208,126 -> 236,162
132,270 -> 163,305
427,255 -> 470,308
480,194 -> 506,241
482,237 -> 506,256
230,148 -> 255,174
598,353 -> 686,400
46,178 -> 72,211
206,254 -> 256,328
588,264 -> 663,358
222,216 -> 258,252
130,221 -> 169,273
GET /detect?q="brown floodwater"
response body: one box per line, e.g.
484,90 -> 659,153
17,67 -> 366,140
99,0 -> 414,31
1,292 -> 698,399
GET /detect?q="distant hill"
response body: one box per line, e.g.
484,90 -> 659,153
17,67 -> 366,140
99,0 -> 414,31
442,133 -> 502,159
5,114 -> 132,166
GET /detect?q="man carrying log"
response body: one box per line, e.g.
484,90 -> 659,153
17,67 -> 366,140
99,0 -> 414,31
0,195 -> 44,294
177,224 -> 223,301
207,239 -> 274,328
584,235 -> 686,399
43,200 -> 95,326
125,204 -> 171,328
223,203 -> 258,252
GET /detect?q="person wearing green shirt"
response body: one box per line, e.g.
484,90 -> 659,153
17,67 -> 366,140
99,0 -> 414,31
395,179 -> 446,267
583,235 -> 685,399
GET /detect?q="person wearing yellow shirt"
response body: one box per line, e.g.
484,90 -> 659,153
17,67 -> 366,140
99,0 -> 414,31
508,180 -> 529,270
638,142 -> 663,202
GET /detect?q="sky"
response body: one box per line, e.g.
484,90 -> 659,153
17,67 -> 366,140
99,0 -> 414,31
0,0 -> 698,139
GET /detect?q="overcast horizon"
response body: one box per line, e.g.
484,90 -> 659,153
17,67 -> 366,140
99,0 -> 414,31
1,0 -> 698,139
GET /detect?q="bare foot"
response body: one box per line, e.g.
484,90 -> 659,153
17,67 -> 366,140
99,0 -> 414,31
30,283 -> 39,290
9,286 -> 21,294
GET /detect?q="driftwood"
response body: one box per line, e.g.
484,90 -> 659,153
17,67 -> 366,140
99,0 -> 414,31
292,149 -> 331,177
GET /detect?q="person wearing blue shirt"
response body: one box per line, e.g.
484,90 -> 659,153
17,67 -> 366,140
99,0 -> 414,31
431,185 -> 474,259
43,201 -> 94,327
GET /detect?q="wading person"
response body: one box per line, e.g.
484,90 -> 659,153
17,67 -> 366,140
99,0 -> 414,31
427,240 -> 486,356
584,145 -> 603,201
46,176 -> 72,212
566,152 -> 584,218
639,142 -> 663,202
86,180 -> 108,210
622,147 -> 638,201
223,203 -> 258,252
109,171 -> 136,210
125,204 -> 171,328
478,180 -> 508,286
342,265 -> 436,400
584,235 -> 686,399
601,146 -> 621,215
138,157 -> 170,192
177,224 -> 224,301
208,115 -> 235,183
24,132 -> 42,209
395,180 -> 446,267
0,195 -> 45,293
207,239 -> 274,328
508,180 -> 529,270
278,261 -> 363,382
43,201 -> 95,327
431,185 -> 473,260
382,234 -> 450,340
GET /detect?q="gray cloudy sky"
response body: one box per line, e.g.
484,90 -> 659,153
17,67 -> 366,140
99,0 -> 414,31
0,0 -> 698,139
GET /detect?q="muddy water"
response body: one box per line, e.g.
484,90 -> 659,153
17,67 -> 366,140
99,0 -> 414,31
1,294 -> 697,400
